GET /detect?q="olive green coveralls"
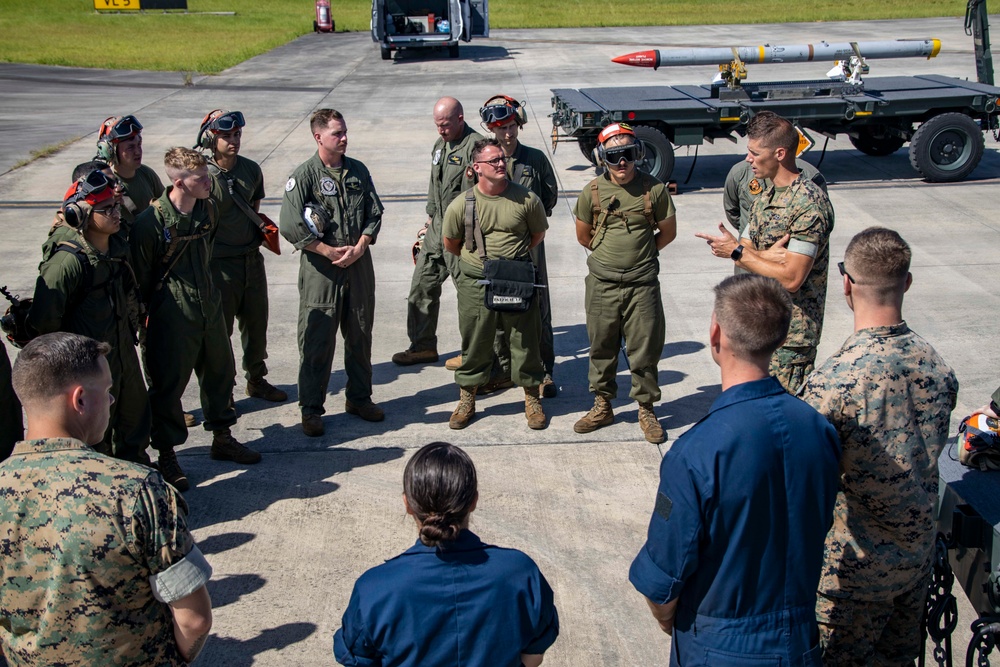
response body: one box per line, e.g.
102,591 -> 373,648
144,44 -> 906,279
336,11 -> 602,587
406,125 -> 482,353
279,154 -> 383,417
29,221 -> 151,464
131,188 -> 237,451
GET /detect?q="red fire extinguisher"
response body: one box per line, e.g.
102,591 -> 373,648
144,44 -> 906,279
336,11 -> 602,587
314,0 -> 334,33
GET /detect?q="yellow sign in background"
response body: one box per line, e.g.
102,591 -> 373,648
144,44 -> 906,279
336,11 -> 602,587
94,0 -> 140,9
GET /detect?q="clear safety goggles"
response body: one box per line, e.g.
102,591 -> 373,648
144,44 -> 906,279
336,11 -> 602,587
209,111 -> 246,133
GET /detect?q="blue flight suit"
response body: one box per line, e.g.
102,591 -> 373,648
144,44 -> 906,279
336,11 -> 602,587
334,529 -> 559,667
629,377 -> 840,666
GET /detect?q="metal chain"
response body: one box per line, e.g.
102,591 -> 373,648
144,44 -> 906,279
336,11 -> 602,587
923,534 -> 957,667
966,618 -> 1000,667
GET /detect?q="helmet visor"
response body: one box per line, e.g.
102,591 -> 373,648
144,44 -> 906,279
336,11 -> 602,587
107,115 -> 143,142
480,104 -> 516,126
210,111 -> 246,133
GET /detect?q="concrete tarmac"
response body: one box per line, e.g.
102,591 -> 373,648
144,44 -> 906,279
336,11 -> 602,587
0,14 -> 997,665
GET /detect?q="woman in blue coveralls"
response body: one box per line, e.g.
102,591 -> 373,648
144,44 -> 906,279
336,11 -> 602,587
333,442 -> 559,667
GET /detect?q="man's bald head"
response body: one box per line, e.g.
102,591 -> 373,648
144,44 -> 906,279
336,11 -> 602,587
434,97 -> 465,142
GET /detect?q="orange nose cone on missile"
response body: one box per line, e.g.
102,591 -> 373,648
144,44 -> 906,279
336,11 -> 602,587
612,50 -> 659,67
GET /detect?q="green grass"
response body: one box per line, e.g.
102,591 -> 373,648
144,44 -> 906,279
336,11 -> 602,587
12,137 -> 82,170
0,0 -> 966,73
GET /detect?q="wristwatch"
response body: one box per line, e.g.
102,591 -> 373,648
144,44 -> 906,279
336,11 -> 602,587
730,244 -> 744,261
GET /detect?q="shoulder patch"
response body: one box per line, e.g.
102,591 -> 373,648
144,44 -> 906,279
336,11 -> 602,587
285,177 -> 296,192
748,178 -> 763,195
654,492 -> 673,522
433,148 -> 442,165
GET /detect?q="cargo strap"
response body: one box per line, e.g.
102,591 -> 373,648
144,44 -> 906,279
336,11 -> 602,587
152,199 -> 216,292
209,161 -> 271,242
587,175 -> 655,250
463,188 -> 488,261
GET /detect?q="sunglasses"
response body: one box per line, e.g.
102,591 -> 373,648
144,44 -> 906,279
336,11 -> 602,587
209,111 -> 246,133
837,261 -> 856,284
480,104 -> 516,126
605,145 -> 640,164
107,115 -> 143,141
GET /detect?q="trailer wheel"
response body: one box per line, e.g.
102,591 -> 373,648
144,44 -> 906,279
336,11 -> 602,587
633,125 -> 675,182
909,112 -> 984,182
850,125 -> 905,156
449,44 -> 460,58
578,136 -> 598,165
380,45 -> 391,60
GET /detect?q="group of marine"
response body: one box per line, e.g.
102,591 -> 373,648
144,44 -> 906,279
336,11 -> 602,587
0,87 -> 970,666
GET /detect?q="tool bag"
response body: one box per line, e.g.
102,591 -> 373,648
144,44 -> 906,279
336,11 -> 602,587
463,189 -> 535,312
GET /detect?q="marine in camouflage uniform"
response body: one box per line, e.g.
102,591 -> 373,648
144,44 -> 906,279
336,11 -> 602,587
28,214 -> 151,466
745,174 -> 833,392
800,227 -> 958,665
393,98 -> 482,363
0,437 -> 212,666
279,109 -> 383,436
723,158 -> 826,239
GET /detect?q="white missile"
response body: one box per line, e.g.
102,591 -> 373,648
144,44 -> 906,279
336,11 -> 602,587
613,39 -> 941,69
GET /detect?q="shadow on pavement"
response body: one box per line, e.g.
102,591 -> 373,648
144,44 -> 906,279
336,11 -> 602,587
200,622 -> 318,667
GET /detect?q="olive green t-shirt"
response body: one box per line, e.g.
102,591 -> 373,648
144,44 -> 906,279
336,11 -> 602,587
210,155 -> 266,258
118,164 -> 164,237
573,172 -> 675,271
442,183 -> 548,271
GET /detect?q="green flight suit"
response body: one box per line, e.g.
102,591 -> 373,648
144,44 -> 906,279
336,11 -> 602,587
406,125 -> 482,352
0,343 -> 22,462
131,188 -> 237,451
209,155 -> 271,382
116,164 -> 164,240
442,183 -> 548,388
28,221 -> 151,465
573,171 -> 675,403
279,154 -> 383,417
493,141 -> 559,376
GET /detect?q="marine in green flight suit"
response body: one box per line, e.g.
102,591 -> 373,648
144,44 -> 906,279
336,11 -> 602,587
278,109 -> 384,438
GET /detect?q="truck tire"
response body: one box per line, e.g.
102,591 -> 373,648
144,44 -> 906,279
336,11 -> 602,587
633,125 -> 675,182
380,45 -> 391,60
850,125 -> 906,156
449,44 -> 460,58
578,135 -> 598,165
909,112 -> 984,182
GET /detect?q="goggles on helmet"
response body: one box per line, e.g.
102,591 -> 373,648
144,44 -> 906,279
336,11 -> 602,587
64,170 -> 115,207
208,111 -> 246,133
480,104 -> 517,126
105,115 -> 143,142
604,144 -> 641,164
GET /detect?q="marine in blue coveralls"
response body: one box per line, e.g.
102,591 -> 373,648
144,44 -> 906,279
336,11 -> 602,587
629,274 -> 840,666
334,442 -> 559,667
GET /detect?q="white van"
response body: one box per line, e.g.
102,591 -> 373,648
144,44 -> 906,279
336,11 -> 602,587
371,0 -> 489,59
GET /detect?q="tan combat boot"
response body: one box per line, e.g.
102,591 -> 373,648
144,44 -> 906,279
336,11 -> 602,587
449,386 -> 477,429
638,402 -> 666,444
573,395 -> 614,434
525,386 -> 547,430
445,355 -> 462,371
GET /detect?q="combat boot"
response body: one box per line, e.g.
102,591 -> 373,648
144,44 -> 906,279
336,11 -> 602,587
525,386 -> 547,430
391,348 -> 439,366
247,377 -> 288,402
449,386 -> 477,430
302,414 -> 324,437
540,373 -> 557,398
158,449 -> 189,492
445,354 -> 463,371
574,395 -> 614,434
345,399 -> 385,422
211,430 -> 262,464
638,402 -> 666,444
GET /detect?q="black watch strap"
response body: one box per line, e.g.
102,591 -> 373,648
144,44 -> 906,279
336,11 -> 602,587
730,244 -> 744,261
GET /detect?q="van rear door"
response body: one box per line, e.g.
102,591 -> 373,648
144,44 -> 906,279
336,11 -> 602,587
469,0 -> 488,37
371,0 -> 384,41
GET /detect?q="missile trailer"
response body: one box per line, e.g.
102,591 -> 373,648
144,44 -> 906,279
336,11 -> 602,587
550,0 -> 1000,183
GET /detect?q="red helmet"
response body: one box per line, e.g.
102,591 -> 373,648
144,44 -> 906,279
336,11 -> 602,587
597,122 -> 636,145
480,95 -> 526,128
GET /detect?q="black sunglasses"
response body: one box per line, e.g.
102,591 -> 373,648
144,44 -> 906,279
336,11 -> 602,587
480,104 -> 516,125
837,261 -> 856,284
209,111 -> 246,133
108,115 -> 143,141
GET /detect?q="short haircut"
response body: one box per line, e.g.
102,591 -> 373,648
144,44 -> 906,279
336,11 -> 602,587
163,147 -> 206,179
844,226 -> 911,303
72,160 -> 111,181
403,442 -> 478,547
747,111 -> 798,154
713,274 -> 792,360
310,108 -> 344,134
12,332 -> 110,405
472,137 -> 502,161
